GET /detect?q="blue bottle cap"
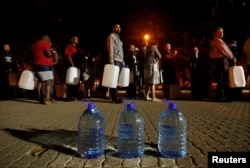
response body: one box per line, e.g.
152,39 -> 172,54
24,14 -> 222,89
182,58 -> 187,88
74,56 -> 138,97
88,103 -> 96,109
168,102 -> 177,109
127,103 -> 135,109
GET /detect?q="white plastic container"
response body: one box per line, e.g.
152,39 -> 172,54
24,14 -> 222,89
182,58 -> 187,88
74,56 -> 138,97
18,70 -> 37,90
65,67 -> 80,85
228,65 -> 246,88
118,67 -> 130,87
102,64 -> 119,88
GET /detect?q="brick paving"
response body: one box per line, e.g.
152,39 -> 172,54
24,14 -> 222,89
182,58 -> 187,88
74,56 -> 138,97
0,92 -> 250,168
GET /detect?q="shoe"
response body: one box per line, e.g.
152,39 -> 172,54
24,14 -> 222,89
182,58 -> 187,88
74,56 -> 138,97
112,98 -> 123,104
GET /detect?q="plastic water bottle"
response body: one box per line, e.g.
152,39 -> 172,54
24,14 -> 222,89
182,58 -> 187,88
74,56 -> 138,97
118,102 -> 144,158
158,102 -> 187,158
77,103 -> 105,159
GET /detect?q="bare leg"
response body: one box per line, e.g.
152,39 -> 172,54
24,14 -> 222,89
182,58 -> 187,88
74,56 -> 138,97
36,81 -> 42,103
106,87 -> 110,97
144,84 -> 152,100
45,79 -> 52,104
151,84 -> 161,101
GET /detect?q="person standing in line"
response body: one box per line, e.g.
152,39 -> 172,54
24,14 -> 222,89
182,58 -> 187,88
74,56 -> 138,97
32,35 -> 54,105
124,44 -> 139,98
210,27 -> 235,102
136,41 -> 148,99
189,46 -> 202,99
243,36 -> 250,98
41,42 -> 59,102
81,52 -> 95,98
0,43 -> 18,100
106,23 -> 124,104
161,43 -> 178,99
198,40 -> 213,100
64,36 -> 84,101
144,39 -> 162,101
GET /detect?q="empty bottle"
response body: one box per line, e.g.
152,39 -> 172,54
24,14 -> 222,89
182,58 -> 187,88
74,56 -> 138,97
118,102 -> 144,158
78,103 -> 105,159
158,102 -> 187,158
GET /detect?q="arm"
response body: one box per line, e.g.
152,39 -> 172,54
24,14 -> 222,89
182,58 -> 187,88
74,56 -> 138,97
43,42 -> 53,58
43,50 -> 53,58
52,50 -> 59,66
216,39 -> 234,59
107,35 -> 114,64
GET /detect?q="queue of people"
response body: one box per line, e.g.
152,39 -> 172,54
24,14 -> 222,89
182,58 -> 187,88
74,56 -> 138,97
1,25 -> 249,103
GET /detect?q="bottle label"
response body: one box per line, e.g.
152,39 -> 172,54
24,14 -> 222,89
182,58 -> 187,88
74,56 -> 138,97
119,124 -> 133,139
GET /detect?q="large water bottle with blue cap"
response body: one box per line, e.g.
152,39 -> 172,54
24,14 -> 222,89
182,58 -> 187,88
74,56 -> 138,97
158,102 -> 187,158
118,102 -> 144,158
77,102 -> 105,159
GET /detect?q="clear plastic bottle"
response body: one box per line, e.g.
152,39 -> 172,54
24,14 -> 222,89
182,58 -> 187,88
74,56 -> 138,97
77,103 -> 105,159
118,102 -> 144,158
158,102 -> 187,158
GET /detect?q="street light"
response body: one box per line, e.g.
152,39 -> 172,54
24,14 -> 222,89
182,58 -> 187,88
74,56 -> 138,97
144,34 -> 150,42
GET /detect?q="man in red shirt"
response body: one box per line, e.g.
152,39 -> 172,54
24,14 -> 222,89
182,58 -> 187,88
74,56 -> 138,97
32,35 -> 54,104
65,36 -> 83,101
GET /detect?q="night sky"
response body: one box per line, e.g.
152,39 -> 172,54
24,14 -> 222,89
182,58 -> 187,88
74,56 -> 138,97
0,0 -> 249,58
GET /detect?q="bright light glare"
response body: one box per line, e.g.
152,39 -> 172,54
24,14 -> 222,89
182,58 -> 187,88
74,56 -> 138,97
144,34 -> 150,41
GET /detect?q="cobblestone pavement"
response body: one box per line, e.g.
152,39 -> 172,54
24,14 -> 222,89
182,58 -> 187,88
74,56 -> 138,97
0,95 -> 250,168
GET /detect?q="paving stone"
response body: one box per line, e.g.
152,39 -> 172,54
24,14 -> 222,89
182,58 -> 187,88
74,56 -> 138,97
0,97 -> 249,168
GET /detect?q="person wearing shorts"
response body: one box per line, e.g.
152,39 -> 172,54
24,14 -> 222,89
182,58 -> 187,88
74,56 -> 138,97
32,35 -> 54,104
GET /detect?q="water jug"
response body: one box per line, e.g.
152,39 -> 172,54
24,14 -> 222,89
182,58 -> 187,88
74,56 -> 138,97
118,67 -> 130,87
18,70 -> 37,90
78,103 -> 105,159
65,67 -> 80,85
158,102 -> 187,158
102,64 -> 119,88
118,102 -> 144,158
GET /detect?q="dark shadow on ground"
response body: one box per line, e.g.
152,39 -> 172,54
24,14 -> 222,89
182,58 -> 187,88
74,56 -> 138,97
4,128 -> 160,158
11,98 -> 38,104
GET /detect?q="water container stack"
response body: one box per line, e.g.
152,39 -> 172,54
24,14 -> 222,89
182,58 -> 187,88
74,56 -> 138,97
77,103 -> 105,159
118,102 -> 144,158
158,102 -> 187,158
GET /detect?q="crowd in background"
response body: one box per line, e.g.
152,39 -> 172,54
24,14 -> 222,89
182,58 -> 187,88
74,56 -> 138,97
1,25 -> 250,103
